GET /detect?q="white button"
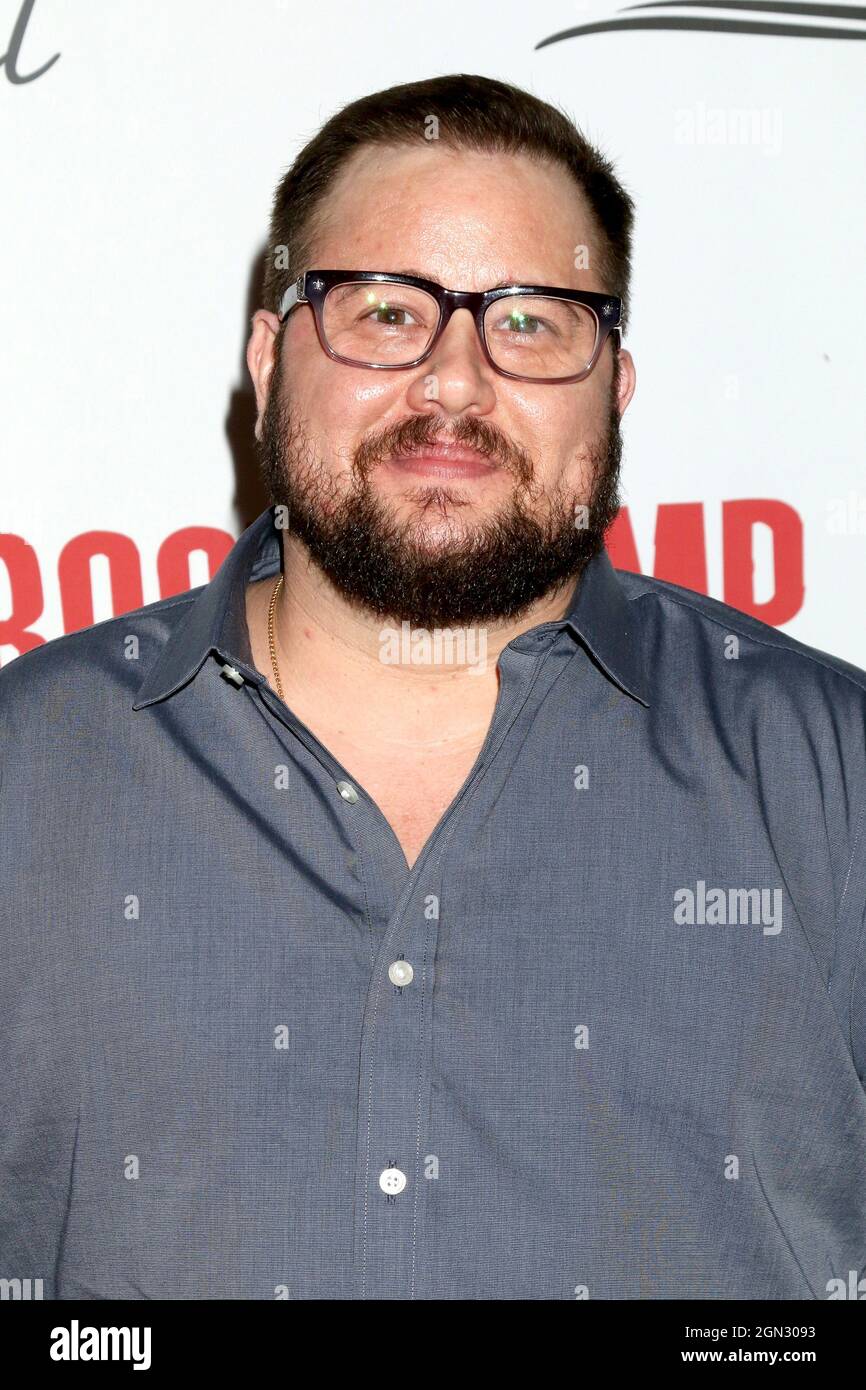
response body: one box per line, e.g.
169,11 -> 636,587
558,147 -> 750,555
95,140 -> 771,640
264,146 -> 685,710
388,960 -> 414,987
219,663 -> 245,687
337,780 -> 359,804
379,1166 -> 407,1195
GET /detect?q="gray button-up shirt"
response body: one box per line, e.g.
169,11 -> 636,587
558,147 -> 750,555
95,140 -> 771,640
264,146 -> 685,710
2,504 -> 866,1300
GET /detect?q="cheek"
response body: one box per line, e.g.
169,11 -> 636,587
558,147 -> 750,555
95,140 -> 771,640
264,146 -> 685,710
296,353 -> 396,422
507,382 -> 600,448
288,368 -> 404,485
307,366 -> 407,442
517,406 -> 609,502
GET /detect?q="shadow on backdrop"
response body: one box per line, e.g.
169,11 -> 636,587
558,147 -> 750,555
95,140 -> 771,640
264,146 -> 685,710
225,244 -> 270,534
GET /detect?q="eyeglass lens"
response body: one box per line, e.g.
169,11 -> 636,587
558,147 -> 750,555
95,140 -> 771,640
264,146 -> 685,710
321,280 -> 600,378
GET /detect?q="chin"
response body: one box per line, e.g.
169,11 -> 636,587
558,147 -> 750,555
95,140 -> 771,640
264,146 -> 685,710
397,494 -> 502,540
400,518 -> 476,555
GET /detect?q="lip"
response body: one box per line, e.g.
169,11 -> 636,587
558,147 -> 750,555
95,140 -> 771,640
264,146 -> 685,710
385,442 -> 498,480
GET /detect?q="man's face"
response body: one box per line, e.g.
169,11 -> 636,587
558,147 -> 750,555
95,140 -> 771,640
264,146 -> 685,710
250,143 -> 636,628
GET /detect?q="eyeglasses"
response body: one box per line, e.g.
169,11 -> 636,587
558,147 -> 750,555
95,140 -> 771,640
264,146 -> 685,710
277,270 -> 622,384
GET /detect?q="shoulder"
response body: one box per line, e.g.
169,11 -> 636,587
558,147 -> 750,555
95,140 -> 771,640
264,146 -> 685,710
615,567 -> 866,709
0,588 -> 202,717
614,570 -> 866,948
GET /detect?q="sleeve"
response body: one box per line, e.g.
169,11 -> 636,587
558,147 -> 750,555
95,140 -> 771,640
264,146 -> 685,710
0,658 -> 80,1300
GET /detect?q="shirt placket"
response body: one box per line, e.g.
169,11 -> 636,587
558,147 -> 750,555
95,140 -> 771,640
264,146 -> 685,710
347,629 -> 572,1299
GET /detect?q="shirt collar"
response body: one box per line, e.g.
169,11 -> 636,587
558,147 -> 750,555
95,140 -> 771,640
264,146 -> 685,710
132,507 -> 280,711
133,504 -> 649,710
560,541 -> 650,706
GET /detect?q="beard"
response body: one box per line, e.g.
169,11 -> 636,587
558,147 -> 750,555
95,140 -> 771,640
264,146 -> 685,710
256,350 -> 623,630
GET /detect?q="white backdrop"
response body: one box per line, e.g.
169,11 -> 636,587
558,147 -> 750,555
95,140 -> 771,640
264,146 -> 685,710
2,0 -> 865,667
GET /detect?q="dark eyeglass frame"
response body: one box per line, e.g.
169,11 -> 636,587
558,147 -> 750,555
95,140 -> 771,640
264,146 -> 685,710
277,270 -> 623,385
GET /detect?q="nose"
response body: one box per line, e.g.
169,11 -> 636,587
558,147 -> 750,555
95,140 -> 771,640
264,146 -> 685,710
406,307 -> 497,416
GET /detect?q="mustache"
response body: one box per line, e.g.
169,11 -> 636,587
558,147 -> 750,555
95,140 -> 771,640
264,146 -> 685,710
352,414 -> 535,487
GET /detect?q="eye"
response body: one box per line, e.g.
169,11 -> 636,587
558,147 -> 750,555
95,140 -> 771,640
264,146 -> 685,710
494,310 -> 548,335
361,299 -> 419,327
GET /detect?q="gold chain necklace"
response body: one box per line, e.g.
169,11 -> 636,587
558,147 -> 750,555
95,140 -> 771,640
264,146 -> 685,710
267,572 -> 285,700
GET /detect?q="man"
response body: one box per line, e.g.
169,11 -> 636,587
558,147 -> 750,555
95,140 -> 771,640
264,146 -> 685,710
2,73 -> 865,1302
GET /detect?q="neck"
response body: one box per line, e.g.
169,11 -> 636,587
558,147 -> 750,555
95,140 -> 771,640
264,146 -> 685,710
250,534 -> 578,754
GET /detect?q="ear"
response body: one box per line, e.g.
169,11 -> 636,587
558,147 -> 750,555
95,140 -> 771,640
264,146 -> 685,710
613,347 -> 636,416
246,309 -> 281,440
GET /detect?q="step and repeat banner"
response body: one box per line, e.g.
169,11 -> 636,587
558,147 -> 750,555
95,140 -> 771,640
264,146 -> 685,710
2,0 -> 864,668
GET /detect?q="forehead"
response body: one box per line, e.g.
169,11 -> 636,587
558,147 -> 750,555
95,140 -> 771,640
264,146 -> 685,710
308,143 -> 601,291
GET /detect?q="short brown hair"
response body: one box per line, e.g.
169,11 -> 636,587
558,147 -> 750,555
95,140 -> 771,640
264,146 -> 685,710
262,73 -> 636,334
